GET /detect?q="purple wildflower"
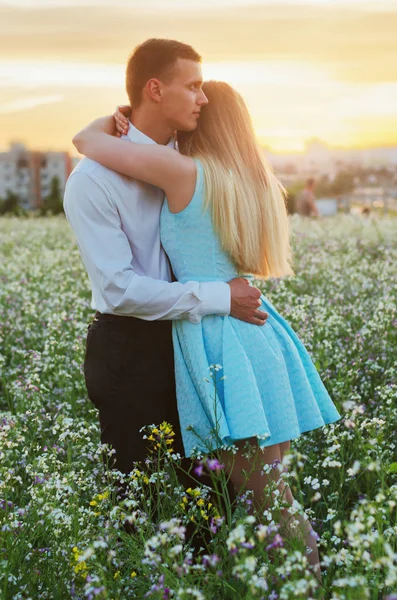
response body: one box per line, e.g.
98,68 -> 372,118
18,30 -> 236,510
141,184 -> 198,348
241,541 -> 255,550
194,464 -> 204,477
206,458 -> 224,471
266,533 -> 284,551
202,554 -> 220,568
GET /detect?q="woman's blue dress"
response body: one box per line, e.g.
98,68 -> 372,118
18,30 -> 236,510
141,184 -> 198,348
160,159 -> 341,458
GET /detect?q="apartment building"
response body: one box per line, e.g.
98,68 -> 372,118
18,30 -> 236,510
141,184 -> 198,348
0,143 -> 73,210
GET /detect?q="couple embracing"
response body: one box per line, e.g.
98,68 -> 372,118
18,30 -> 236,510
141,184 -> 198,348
64,38 -> 341,582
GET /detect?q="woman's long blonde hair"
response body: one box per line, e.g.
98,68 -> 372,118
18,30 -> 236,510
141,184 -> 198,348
178,81 -> 294,279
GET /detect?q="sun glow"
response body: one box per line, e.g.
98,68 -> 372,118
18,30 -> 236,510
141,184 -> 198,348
0,0 -> 396,153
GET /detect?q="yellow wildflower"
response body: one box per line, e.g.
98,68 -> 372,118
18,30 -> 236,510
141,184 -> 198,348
74,560 -> 89,579
97,491 -> 109,500
131,571 -> 137,578
161,422 -> 175,434
114,571 -> 120,579
132,468 -> 143,480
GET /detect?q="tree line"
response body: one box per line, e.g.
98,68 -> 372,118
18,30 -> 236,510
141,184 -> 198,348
0,176 -> 64,216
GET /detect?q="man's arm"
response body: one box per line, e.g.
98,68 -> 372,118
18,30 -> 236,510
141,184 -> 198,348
64,170 -> 235,323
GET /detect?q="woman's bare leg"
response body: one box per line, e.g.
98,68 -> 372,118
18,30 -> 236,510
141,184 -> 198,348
279,440 -> 291,462
219,438 -> 322,586
278,439 -> 322,585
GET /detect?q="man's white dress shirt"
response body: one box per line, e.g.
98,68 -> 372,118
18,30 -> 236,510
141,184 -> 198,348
63,123 -> 231,322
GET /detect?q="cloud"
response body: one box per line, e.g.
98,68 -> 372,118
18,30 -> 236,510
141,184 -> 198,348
0,59 -> 331,89
0,94 -> 63,114
1,0 -> 265,7
1,59 -> 396,151
1,1 -> 396,151
1,0 -> 396,7
0,3 -> 396,83
0,61 -> 124,88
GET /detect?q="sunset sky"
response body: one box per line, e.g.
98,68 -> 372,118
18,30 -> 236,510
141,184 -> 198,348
1,0 -> 397,154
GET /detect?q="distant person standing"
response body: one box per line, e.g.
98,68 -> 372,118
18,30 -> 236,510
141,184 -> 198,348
297,178 -> 320,217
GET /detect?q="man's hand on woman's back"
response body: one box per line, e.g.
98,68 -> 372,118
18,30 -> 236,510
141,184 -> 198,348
228,278 -> 268,326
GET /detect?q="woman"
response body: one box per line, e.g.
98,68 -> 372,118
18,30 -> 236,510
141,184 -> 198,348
73,81 -> 341,583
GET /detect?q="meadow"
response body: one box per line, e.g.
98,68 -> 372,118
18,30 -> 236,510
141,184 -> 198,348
0,215 -> 396,600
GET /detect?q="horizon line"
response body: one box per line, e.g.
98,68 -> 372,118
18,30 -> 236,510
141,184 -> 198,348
2,139 -> 397,156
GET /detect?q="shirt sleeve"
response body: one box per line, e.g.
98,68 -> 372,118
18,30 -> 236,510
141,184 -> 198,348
63,171 -> 231,322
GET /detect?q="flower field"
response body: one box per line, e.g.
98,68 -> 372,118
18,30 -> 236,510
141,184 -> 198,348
0,214 -> 396,600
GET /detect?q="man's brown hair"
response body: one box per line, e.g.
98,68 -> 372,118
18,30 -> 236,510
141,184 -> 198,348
126,38 -> 202,108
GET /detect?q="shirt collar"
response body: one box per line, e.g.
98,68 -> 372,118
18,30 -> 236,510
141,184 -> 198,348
126,122 -> 176,149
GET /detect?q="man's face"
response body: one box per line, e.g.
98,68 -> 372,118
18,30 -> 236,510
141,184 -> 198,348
159,58 -> 208,131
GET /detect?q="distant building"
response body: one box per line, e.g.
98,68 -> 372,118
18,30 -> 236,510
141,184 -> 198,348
265,139 -> 397,179
0,143 -> 72,210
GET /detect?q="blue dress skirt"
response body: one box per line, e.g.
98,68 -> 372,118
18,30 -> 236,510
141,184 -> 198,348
160,159 -> 342,458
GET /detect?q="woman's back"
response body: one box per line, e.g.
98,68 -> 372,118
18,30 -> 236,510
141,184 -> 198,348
161,158 -> 239,284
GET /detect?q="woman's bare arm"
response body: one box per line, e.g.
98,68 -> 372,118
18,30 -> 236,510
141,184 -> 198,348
72,115 -> 195,199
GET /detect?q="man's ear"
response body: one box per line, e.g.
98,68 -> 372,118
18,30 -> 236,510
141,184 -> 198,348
146,78 -> 163,103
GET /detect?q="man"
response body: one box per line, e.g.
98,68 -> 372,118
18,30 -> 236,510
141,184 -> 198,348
296,178 -> 320,217
63,38 -> 265,505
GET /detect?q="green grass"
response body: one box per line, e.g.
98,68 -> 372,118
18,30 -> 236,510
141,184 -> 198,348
0,214 -> 396,600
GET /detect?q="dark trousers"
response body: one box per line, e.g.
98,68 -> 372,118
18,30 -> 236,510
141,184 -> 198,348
84,312 -> 236,546
84,312 -> 185,472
